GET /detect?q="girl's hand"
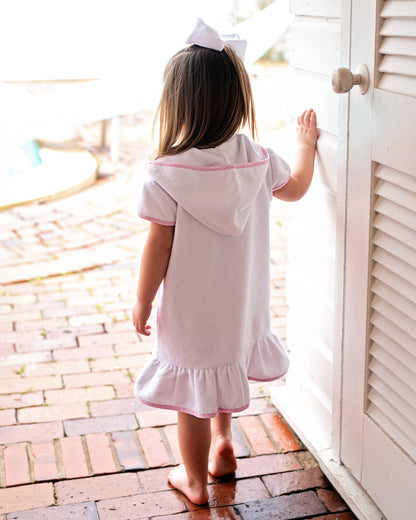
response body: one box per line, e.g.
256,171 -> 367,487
296,109 -> 318,149
132,301 -> 152,336
274,108 -> 317,202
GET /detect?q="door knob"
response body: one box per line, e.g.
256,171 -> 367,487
332,65 -> 369,94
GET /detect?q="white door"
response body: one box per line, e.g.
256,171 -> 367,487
341,1 -> 416,518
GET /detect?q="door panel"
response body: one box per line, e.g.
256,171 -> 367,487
341,0 -> 416,516
362,415 -> 416,520
373,90 -> 416,173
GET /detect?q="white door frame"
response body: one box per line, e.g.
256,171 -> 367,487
341,0 -> 416,517
310,2 -> 385,516
273,0 -> 385,518
331,0 -> 353,464
340,0 -> 379,479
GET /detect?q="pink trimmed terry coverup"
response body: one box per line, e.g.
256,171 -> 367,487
135,134 -> 290,418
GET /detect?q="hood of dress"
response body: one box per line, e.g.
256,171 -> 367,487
147,135 -> 270,236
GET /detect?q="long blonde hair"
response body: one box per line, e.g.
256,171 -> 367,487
153,44 -> 257,158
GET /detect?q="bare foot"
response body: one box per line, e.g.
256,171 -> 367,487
208,435 -> 237,477
167,465 -> 209,505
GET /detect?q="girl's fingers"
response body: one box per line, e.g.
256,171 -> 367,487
301,110 -> 307,124
297,109 -> 316,142
298,109 -> 314,128
298,109 -> 316,129
305,108 -> 314,127
136,324 -> 151,336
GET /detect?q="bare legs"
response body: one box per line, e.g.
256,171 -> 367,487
209,413 -> 238,477
168,412 -> 211,505
167,412 -> 237,504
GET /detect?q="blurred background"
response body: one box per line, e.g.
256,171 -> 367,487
0,0 -> 293,208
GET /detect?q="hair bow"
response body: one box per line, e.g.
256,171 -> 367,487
186,18 -> 247,61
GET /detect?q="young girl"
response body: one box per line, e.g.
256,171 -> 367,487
132,19 -> 317,505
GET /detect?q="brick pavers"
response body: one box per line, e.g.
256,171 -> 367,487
234,491 -> 328,519
0,404 -> 311,489
0,113 -> 357,518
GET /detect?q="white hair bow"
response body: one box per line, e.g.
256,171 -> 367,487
186,18 -> 247,61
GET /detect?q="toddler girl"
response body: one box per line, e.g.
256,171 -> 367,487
132,18 -> 317,505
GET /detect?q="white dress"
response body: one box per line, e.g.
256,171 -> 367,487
135,134 -> 290,418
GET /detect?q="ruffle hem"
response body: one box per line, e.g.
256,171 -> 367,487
134,332 -> 289,419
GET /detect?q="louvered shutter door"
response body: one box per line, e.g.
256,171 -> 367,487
379,0 -> 416,96
366,0 -> 416,465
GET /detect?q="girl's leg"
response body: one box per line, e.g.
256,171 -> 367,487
209,412 -> 237,477
168,412 -> 210,505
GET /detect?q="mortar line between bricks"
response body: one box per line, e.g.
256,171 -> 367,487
0,446 -> 5,488
107,432 -> 123,473
26,442 -> 35,483
259,475 -> 273,499
86,357 -> 94,374
135,431 -> 149,469
231,505 -> 242,518
257,415 -> 282,454
132,430 -> 148,470
158,427 -> 177,467
52,481 -> 59,507
53,439 -> 65,480
262,487 -> 329,506
81,435 -> 94,476
233,418 -> 255,458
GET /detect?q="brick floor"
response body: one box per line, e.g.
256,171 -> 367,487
187,478 -> 271,511
261,413 -> 303,453
237,416 -> 277,455
60,436 -> 90,479
0,422 -> 64,445
0,483 -> 55,515
157,508 -> 240,519
263,467 -> 329,497
3,444 -> 30,487
55,473 -> 141,505
85,433 -> 119,475
137,427 -> 173,467
31,442 -> 60,482
0,104 -> 357,519
5,502 -> 100,520
235,491 -> 328,519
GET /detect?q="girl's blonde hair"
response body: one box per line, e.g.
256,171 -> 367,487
153,44 -> 257,158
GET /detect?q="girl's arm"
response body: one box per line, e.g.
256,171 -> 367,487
273,109 -> 317,202
132,222 -> 174,336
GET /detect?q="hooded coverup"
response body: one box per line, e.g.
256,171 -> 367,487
135,134 -> 290,418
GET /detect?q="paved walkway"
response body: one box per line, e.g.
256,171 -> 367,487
0,106 -> 356,518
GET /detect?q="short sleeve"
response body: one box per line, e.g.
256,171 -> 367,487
138,178 -> 177,226
266,148 -> 291,192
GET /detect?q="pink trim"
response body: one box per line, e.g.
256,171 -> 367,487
272,172 -> 291,192
248,367 -> 289,383
137,397 -> 250,419
138,213 -> 175,226
148,150 -> 269,173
